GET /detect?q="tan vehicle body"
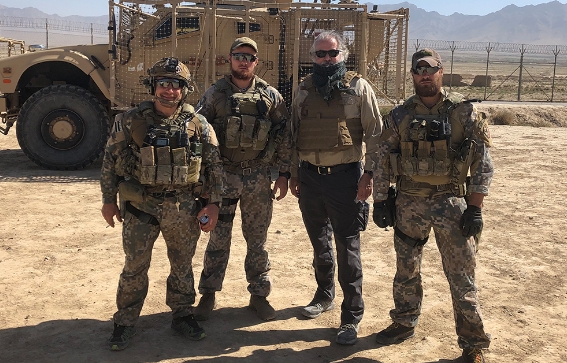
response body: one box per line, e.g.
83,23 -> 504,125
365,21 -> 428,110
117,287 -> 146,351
0,0 -> 408,170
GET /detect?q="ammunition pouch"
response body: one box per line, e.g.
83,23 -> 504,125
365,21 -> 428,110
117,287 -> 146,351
450,138 -> 477,186
118,179 -> 146,204
395,227 -> 428,248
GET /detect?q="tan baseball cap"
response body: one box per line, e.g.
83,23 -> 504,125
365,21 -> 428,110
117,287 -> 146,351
411,48 -> 442,69
230,37 -> 258,53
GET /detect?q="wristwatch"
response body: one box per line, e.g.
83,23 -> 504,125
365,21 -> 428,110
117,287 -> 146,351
279,171 -> 291,180
364,170 -> 373,177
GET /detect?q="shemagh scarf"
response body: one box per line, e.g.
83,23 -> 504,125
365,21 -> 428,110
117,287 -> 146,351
312,61 -> 354,102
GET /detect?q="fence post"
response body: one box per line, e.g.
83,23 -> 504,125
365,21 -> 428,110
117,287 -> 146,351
91,23 -> 94,45
551,45 -> 560,102
449,41 -> 456,90
45,18 -> 49,49
484,42 -> 493,100
517,44 -> 526,101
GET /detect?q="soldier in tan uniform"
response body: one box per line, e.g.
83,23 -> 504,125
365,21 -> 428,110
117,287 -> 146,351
289,30 -> 383,345
101,57 -> 223,350
372,48 -> 493,363
193,37 -> 292,321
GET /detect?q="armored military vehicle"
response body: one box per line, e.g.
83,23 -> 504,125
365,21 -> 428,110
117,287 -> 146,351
0,0 -> 409,170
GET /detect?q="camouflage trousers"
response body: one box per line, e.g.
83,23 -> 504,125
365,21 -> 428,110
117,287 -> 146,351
113,192 -> 202,326
198,166 -> 273,296
390,191 -> 491,349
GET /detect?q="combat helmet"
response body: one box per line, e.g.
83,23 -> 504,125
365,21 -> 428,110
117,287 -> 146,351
143,57 -> 195,108
144,57 -> 192,95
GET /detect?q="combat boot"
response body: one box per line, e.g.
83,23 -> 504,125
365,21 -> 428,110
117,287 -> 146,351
194,293 -> 216,321
249,295 -> 276,321
375,322 -> 415,345
462,348 -> 486,363
171,314 -> 206,341
108,323 -> 136,351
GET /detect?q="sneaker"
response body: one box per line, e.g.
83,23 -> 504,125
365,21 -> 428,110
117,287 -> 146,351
462,348 -> 486,363
108,323 -> 136,351
375,322 -> 415,345
336,323 -> 359,345
171,314 -> 206,341
301,299 -> 335,319
194,293 -> 216,321
249,295 -> 276,321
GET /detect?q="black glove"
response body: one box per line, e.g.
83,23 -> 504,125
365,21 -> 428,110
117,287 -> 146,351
373,201 -> 394,228
460,205 -> 483,237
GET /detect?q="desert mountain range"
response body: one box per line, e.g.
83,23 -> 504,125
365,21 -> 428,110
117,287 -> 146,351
1,1 -> 567,45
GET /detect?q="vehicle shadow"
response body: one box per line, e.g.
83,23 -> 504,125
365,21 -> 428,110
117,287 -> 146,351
0,147 -> 102,183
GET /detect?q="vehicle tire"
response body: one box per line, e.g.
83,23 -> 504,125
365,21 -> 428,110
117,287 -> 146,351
16,85 -> 110,170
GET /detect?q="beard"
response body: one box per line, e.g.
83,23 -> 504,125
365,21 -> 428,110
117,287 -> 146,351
414,78 -> 442,98
231,67 -> 254,81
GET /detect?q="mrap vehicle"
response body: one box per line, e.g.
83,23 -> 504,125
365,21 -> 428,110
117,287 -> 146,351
0,0 -> 409,170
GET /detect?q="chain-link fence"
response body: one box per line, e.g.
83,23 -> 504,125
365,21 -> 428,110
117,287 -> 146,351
409,39 -> 567,102
0,16 -> 107,56
4,8 -> 567,103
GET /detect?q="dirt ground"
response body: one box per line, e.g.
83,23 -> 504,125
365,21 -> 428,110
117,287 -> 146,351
1,104 -> 566,363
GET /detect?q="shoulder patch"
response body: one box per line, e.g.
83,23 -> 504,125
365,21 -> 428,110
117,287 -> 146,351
389,105 -> 409,127
111,113 -> 125,142
474,117 -> 492,147
446,92 -> 465,104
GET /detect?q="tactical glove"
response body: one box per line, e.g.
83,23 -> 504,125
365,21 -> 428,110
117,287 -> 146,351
460,205 -> 483,237
373,201 -> 394,228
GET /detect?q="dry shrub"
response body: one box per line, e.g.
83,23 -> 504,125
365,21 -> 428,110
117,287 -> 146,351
491,109 -> 516,125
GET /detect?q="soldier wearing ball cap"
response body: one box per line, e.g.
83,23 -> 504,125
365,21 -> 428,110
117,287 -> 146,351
101,57 -> 224,350
193,37 -> 292,322
372,48 -> 493,363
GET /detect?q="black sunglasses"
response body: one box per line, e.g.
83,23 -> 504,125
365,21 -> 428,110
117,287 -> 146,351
231,53 -> 258,62
412,66 -> 441,76
156,78 -> 182,89
314,49 -> 341,58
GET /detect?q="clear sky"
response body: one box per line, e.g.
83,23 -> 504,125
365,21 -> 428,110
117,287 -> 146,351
0,0 -> 563,17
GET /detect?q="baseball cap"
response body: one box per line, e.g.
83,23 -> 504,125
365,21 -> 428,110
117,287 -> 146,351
411,48 -> 442,70
230,37 -> 258,53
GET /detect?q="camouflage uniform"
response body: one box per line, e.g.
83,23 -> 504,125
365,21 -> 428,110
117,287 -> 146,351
196,75 -> 291,297
373,88 -> 493,349
101,103 -> 223,326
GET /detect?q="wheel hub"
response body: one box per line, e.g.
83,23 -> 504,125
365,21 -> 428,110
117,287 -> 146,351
49,116 -> 76,141
40,109 -> 85,150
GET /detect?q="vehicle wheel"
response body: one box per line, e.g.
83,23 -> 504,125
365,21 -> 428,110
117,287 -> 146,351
16,85 -> 109,170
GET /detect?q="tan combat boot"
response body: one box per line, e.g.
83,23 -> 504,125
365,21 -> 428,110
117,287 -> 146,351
194,293 -> 216,321
249,295 -> 276,321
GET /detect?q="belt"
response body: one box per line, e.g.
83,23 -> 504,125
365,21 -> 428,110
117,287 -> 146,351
148,191 -> 177,198
223,159 -> 265,175
125,202 -> 159,226
300,161 -> 360,175
398,178 -> 465,196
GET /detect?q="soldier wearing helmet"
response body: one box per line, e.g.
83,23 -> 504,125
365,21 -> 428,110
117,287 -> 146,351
100,57 -> 224,350
146,57 -> 193,108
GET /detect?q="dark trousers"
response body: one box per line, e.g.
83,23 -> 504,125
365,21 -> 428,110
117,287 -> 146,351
298,165 -> 367,324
